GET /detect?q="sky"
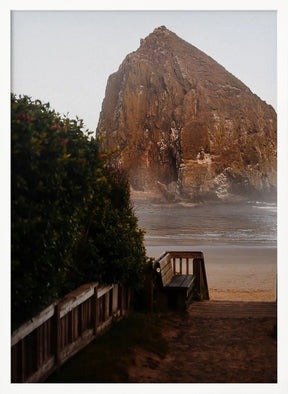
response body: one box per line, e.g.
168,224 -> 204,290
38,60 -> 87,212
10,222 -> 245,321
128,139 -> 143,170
11,10 -> 277,132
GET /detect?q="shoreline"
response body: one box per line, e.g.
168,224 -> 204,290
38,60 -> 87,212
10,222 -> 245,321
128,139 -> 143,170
145,244 -> 277,302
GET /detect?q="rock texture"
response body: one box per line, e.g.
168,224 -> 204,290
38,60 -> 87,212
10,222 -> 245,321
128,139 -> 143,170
97,26 -> 277,202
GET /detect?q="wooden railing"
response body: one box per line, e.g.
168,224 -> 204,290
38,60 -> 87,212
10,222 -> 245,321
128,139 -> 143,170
11,283 -> 132,383
155,251 -> 209,300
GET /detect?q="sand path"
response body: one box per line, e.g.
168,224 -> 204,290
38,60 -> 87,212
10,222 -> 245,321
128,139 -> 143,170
128,301 -> 277,383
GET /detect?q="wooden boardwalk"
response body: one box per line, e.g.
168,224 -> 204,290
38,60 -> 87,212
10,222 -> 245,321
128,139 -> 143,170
187,300 -> 277,318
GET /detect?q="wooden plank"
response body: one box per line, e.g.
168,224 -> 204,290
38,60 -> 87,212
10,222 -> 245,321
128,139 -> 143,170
46,319 -> 51,360
97,284 -> 114,299
59,284 -> 96,318
78,303 -> 83,335
43,320 -> 48,361
72,309 -> 77,340
52,283 -> 112,320
159,257 -> 171,273
158,252 -> 170,263
60,329 -> 94,365
181,275 -> 195,288
96,315 -> 114,335
193,258 -> 209,299
69,310 -> 74,342
168,251 -> 204,259
93,287 -> 99,334
172,257 -> 176,274
166,275 -> 186,287
155,251 -> 168,263
162,270 -> 173,287
11,343 -> 20,382
166,275 -> 195,289
36,326 -> 42,369
159,256 -> 173,287
162,275 -> 173,287
55,303 -> 61,367
159,255 -> 172,271
98,296 -> 105,322
200,258 -> 210,300
20,339 -> 25,382
104,292 -> 110,320
160,261 -> 172,276
60,316 -> 65,348
193,258 -> 200,293
25,356 -> 55,383
85,299 -> 90,330
112,284 -> 118,313
82,300 -> 88,331
187,301 -> 277,319
108,289 -> 113,316
12,302 -> 56,346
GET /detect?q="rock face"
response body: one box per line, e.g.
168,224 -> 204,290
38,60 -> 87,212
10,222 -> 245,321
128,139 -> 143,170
97,26 -> 277,202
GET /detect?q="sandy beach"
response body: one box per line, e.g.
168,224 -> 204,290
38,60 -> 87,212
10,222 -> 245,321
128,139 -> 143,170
146,245 -> 277,302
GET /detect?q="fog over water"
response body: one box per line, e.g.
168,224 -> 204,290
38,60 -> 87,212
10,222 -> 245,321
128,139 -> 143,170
133,201 -> 277,248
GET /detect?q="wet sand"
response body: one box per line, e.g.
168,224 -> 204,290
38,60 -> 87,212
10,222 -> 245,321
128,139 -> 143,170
146,245 -> 277,301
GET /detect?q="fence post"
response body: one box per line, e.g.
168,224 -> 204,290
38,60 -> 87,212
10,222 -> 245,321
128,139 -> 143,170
70,310 -> 74,343
78,303 -> 83,335
55,303 -> 61,367
193,258 -> 209,299
20,339 -> 25,382
194,258 -> 202,294
112,284 -> 118,314
36,327 -> 41,370
93,286 -> 99,335
104,292 -> 109,320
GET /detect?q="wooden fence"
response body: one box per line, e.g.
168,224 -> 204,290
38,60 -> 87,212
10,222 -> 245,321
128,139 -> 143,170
11,283 -> 132,383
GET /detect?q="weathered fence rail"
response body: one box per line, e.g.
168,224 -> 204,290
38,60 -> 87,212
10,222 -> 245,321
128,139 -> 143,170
11,283 -> 131,383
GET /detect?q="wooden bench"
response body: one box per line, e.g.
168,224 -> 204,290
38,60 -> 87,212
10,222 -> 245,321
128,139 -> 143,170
154,252 -> 197,312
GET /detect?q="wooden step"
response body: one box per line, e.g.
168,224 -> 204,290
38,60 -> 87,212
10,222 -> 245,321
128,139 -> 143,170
187,300 -> 277,319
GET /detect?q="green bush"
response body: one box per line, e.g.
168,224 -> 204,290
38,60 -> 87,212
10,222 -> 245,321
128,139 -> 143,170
11,94 -> 146,328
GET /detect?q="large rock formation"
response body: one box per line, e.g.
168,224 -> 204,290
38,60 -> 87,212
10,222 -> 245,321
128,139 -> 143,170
97,26 -> 277,202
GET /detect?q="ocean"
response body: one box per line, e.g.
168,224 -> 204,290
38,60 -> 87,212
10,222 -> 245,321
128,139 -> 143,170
133,200 -> 277,248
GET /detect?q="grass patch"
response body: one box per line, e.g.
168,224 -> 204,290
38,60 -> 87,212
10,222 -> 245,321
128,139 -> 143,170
46,312 -> 168,383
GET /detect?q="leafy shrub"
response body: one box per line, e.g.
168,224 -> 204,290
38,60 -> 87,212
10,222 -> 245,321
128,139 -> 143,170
11,94 -> 146,328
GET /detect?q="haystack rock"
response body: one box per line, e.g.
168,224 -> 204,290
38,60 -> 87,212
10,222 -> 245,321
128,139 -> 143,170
97,26 -> 277,202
